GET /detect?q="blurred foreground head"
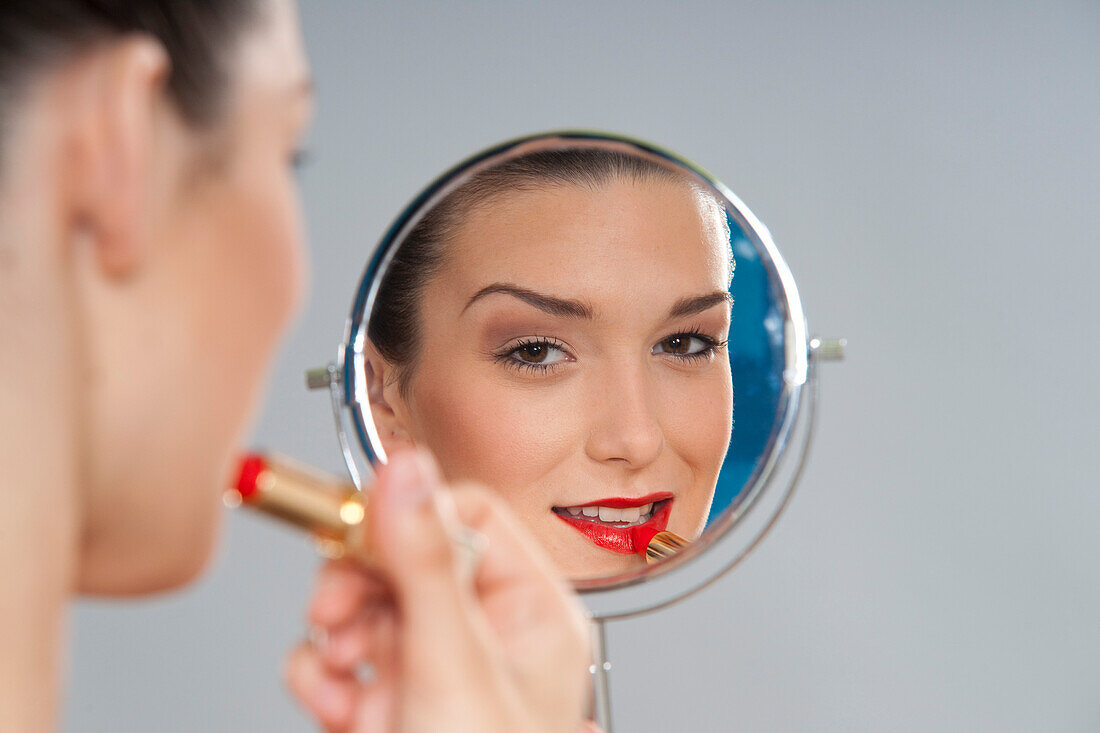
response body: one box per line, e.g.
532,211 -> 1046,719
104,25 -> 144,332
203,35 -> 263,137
0,0 -> 313,593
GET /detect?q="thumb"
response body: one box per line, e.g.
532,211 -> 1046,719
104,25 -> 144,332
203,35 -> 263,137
367,449 -> 488,661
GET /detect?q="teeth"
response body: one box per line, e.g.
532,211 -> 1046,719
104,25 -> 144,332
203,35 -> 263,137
560,504 -> 655,525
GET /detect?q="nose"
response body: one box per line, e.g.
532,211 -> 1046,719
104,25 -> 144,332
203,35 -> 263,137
584,364 -> 664,469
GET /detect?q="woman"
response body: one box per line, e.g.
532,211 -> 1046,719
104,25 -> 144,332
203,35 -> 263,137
366,149 -> 735,580
0,1 -> 589,730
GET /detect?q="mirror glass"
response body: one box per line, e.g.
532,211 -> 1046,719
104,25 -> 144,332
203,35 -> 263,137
339,132 -> 806,589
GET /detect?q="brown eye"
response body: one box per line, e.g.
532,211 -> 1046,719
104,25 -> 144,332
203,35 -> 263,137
660,336 -> 691,355
517,344 -> 548,363
652,333 -> 717,359
500,339 -> 570,370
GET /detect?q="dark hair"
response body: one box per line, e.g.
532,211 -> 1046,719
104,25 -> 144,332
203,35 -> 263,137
0,0 -> 260,168
368,148 -> 728,397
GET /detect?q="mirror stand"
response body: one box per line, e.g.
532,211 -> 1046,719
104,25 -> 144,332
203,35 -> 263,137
589,617 -> 614,732
297,132 -> 850,731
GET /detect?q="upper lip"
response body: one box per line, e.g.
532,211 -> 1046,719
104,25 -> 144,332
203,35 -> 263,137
553,492 -> 673,509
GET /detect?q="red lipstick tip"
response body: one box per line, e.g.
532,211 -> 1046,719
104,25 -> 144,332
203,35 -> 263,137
631,525 -> 660,557
235,454 -> 268,501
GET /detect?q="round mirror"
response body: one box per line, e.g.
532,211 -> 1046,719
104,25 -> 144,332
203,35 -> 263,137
314,131 -> 832,619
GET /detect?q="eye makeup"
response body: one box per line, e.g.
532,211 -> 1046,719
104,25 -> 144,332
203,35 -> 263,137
652,326 -> 728,364
491,336 -> 575,374
487,326 -> 728,376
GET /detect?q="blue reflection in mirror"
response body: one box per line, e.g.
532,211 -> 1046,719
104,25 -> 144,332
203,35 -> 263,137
707,213 -> 785,524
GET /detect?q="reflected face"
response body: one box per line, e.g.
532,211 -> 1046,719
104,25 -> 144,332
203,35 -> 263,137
382,177 -> 733,579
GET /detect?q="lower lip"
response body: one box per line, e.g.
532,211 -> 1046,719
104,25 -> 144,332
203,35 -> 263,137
554,500 -> 673,555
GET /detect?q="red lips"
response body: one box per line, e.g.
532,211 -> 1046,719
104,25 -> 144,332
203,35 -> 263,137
564,492 -> 671,509
553,495 -> 673,555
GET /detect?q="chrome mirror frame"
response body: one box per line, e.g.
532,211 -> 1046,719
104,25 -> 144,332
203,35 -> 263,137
305,130 -> 844,621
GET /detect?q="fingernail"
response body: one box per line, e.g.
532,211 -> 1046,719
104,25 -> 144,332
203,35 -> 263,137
387,450 -> 432,508
413,448 -> 439,485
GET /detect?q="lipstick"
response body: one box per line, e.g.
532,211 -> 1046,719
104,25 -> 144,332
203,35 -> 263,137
630,526 -> 689,564
226,453 -> 485,573
552,492 -> 689,561
225,453 -> 371,562
553,495 -> 672,555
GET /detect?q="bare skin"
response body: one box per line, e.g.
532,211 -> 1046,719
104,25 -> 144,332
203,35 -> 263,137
0,2 -> 311,726
368,180 -> 733,580
1,2 -> 591,731
285,451 -> 591,733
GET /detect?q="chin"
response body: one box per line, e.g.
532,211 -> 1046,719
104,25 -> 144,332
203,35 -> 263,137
79,542 -> 218,597
139,536 -> 219,593
551,540 -> 647,582
77,503 -> 223,597
569,557 -> 647,583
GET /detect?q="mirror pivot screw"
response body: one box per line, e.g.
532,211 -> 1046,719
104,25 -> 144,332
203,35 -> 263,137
305,365 -> 341,390
809,337 -> 846,362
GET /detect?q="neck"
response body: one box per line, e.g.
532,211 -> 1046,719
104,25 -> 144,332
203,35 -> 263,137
0,164 -> 81,731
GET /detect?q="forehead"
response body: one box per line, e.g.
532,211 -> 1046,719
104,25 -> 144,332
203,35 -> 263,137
440,178 -> 732,310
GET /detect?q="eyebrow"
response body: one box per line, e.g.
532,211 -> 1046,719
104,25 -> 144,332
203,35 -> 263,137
667,291 -> 733,319
463,283 -> 594,319
464,283 -> 732,321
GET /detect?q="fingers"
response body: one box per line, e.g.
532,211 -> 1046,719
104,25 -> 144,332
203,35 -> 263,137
308,559 -> 390,630
366,450 -> 486,657
451,484 -> 570,596
449,485 -> 592,725
284,641 -> 357,732
305,559 -> 398,678
451,485 -> 589,648
321,605 -> 397,676
293,448 -> 590,732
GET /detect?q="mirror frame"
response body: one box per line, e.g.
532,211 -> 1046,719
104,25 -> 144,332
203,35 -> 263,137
326,131 -> 816,620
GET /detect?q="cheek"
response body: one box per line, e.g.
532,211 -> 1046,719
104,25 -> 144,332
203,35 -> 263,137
76,159 -> 308,586
216,167 -> 307,339
191,165 -> 305,374
407,364 -> 573,512
162,164 -> 307,478
662,368 -> 733,461
660,368 -> 732,527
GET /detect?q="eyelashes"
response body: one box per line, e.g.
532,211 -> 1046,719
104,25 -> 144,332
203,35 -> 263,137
492,336 -> 573,374
492,328 -> 727,375
652,327 -> 728,362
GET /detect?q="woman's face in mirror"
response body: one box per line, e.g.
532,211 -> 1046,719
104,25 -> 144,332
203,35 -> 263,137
370,166 -> 733,580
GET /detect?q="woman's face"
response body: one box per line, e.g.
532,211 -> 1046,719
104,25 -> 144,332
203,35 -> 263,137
77,0 -> 313,591
382,177 -> 733,580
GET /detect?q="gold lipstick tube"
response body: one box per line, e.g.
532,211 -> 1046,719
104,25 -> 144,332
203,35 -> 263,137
228,453 -> 685,571
643,530 -> 688,564
225,454 -> 370,562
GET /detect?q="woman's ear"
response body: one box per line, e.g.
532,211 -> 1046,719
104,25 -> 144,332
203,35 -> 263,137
65,36 -> 170,278
364,341 -> 415,456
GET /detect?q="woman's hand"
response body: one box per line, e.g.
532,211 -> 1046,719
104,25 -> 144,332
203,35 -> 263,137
285,450 -> 592,733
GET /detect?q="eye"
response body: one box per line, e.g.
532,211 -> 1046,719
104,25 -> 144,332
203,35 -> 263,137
289,148 -> 311,172
652,331 -> 724,360
495,338 -> 572,372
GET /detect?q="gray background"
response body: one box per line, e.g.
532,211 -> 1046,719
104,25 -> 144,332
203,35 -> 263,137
66,1 -> 1099,731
